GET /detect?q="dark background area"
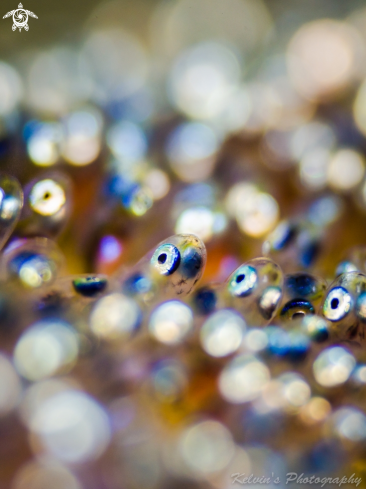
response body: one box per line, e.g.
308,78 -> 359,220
0,0 -> 366,59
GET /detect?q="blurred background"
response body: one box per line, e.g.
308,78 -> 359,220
2,0 -> 366,488
1,0 -> 366,280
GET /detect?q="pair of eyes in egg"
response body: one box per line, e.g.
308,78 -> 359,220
227,265 -> 282,319
152,246 -> 261,286
323,286 -> 366,321
151,247 -> 366,324
151,242 -> 202,278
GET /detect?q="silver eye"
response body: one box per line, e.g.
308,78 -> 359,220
323,286 -> 352,322
151,243 -> 180,276
258,286 -> 282,320
228,265 -> 258,298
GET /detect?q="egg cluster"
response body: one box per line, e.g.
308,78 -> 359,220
0,173 -> 365,488
3,0 -> 366,487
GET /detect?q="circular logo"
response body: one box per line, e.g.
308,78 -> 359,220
12,8 -> 28,28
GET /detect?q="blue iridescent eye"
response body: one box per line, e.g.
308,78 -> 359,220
280,299 -> 315,320
285,273 -> 318,299
151,244 -> 181,276
72,276 -> 107,297
228,265 -> 258,297
323,286 -> 352,322
180,247 -> 202,278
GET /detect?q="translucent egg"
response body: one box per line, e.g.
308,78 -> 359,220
225,258 -> 283,325
279,272 -> 327,321
116,234 -> 206,306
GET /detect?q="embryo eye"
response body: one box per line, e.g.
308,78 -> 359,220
323,286 -> 352,322
228,265 -> 258,298
151,243 -> 181,276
